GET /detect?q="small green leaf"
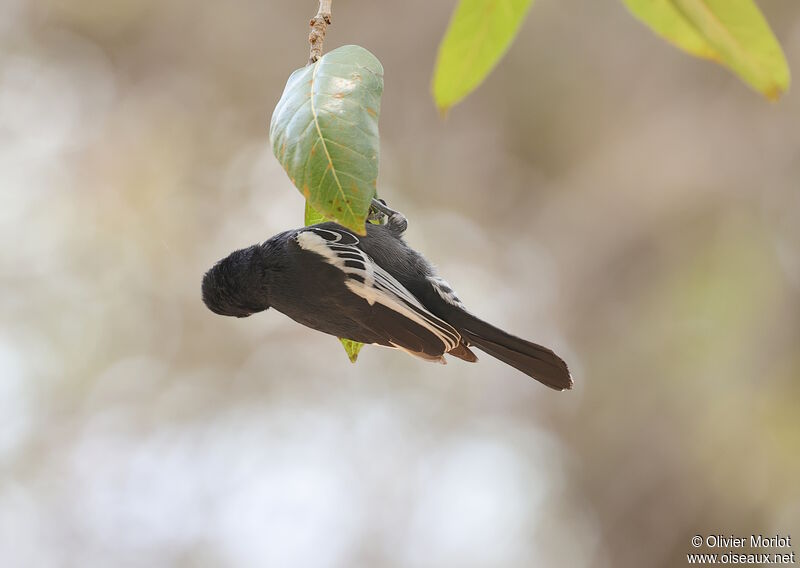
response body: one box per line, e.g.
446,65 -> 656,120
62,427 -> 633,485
623,0 -> 790,100
304,201 -> 365,363
433,0 -> 534,112
271,45 -> 383,234
304,200 -> 328,226
339,338 -> 363,363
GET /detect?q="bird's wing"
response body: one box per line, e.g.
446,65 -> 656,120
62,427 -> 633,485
293,226 -> 462,357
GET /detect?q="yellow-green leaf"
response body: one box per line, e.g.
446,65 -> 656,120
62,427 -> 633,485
339,338 -> 363,363
304,201 -> 365,363
433,0 -> 534,112
304,200 -> 328,226
623,0 -> 790,100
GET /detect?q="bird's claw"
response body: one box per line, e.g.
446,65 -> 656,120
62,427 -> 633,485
367,198 -> 388,223
369,198 -> 407,236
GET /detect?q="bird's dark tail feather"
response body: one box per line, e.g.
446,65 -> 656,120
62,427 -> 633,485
454,312 -> 572,391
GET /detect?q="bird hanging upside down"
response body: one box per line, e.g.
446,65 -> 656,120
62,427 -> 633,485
202,199 -> 572,390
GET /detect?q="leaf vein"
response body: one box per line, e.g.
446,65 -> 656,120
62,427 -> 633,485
309,62 -> 357,223
321,136 -> 373,163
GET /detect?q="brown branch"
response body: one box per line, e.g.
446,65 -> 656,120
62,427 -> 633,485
308,0 -> 332,64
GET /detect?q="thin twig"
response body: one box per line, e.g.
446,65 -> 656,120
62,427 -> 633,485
308,0 -> 332,64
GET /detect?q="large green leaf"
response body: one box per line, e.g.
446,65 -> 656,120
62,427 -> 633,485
623,0 -> 790,100
271,45 -> 383,234
304,201 -> 365,363
433,0 -> 534,113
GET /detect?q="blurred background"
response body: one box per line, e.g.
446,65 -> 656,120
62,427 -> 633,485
2,0 -> 799,566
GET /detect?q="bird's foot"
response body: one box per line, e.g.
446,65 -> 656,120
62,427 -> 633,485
369,198 -> 408,236
367,198 -> 388,223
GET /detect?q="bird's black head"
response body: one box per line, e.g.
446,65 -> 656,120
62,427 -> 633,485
202,245 -> 270,318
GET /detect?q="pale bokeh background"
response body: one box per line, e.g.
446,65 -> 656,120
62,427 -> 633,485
2,1 -> 799,566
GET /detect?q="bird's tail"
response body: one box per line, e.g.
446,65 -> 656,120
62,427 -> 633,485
452,311 -> 572,390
